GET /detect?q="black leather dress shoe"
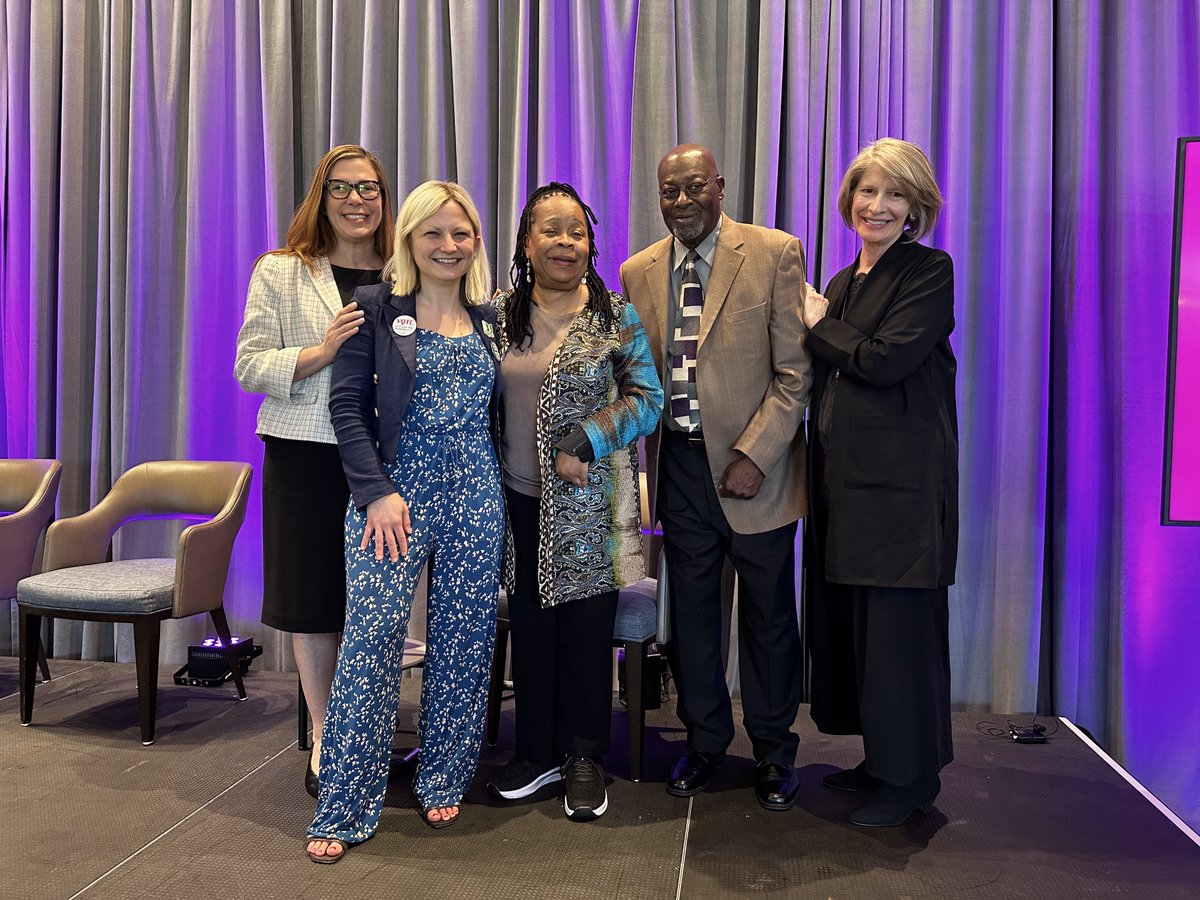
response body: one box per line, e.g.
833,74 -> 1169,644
848,773 -> 940,826
755,762 -> 800,811
666,750 -> 724,797
822,760 -> 882,793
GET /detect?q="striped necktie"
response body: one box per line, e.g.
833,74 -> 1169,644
669,250 -> 703,430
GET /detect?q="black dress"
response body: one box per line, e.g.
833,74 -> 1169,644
260,264 -> 381,633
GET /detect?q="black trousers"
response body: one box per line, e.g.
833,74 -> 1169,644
657,434 -> 803,766
505,487 -> 619,765
807,576 -> 954,785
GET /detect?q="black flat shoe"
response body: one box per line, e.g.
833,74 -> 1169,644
305,750 -> 319,799
305,837 -> 347,864
822,761 -> 882,793
420,805 -> 459,829
666,749 -> 725,797
848,773 -> 940,827
755,762 -> 800,811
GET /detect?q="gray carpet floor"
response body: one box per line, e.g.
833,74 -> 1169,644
1,657 -> 1197,899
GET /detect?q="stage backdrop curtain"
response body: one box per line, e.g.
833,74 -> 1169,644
2,1 -> 1198,830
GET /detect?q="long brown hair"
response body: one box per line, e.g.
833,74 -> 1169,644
270,144 -> 395,270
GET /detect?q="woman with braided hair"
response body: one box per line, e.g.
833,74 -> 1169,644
487,182 -> 662,821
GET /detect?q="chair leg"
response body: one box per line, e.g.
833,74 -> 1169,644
298,673 -> 310,751
133,616 -> 162,745
486,617 -> 510,746
624,639 -> 649,782
37,641 -> 51,682
209,607 -> 247,700
18,607 -> 42,725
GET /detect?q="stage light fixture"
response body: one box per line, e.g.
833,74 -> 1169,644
173,635 -> 263,687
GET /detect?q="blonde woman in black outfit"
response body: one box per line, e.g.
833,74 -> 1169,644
802,138 -> 957,827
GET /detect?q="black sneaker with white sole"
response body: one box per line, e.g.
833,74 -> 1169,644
488,758 -> 563,800
562,756 -> 608,821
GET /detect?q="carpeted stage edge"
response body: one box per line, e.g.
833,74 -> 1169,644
1,658 -> 1197,899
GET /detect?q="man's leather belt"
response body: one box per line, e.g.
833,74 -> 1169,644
665,428 -> 705,446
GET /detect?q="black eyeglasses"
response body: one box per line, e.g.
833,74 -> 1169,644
324,179 -> 382,200
659,179 -> 712,201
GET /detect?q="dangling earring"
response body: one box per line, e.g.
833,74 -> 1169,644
525,263 -> 533,284
580,275 -> 587,285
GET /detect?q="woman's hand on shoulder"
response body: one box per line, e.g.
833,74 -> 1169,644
802,282 -> 829,330
322,301 -> 365,362
292,301 -> 365,382
362,492 -> 413,562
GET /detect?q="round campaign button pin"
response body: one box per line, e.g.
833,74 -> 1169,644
393,315 -> 416,336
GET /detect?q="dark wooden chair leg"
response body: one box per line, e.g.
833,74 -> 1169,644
486,617 -> 509,746
625,638 -> 649,782
36,641 -> 51,682
209,607 -> 246,700
133,616 -> 162,745
298,674 -> 309,751
18,607 -> 42,725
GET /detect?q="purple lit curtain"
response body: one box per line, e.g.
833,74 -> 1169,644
2,1 -> 1198,830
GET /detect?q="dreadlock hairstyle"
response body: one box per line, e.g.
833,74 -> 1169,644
505,181 -> 613,350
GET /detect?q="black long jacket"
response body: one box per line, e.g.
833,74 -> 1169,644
805,233 -> 959,589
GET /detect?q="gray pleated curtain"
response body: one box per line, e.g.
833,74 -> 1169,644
4,1 -> 1200,831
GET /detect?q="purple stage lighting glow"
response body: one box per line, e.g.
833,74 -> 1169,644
1163,137 -> 1200,524
200,636 -> 245,648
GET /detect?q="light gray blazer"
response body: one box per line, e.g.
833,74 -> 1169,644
234,253 -> 345,444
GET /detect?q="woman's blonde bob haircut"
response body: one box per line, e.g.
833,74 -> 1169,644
386,180 -> 492,304
837,138 -> 944,241
273,144 -> 394,270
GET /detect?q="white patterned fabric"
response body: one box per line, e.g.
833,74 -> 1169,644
234,253 -> 346,444
309,329 -> 502,842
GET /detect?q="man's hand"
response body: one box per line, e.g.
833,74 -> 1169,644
718,454 -> 764,499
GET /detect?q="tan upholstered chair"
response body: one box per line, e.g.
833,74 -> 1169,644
16,460 -> 253,745
0,459 -> 64,681
486,472 -> 669,781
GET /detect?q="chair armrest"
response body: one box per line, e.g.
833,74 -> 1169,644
42,504 -> 124,571
0,461 -> 62,594
172,466 -> 253,617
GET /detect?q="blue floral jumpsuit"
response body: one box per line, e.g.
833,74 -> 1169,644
309,328 -> 503,843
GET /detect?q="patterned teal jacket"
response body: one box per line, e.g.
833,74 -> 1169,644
495,290 -> 664,606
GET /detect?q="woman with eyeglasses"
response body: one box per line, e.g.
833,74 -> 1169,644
235,144 -> 392,800
305,180 -> 505,862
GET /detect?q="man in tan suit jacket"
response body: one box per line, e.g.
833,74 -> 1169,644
620,144 -> 811,811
